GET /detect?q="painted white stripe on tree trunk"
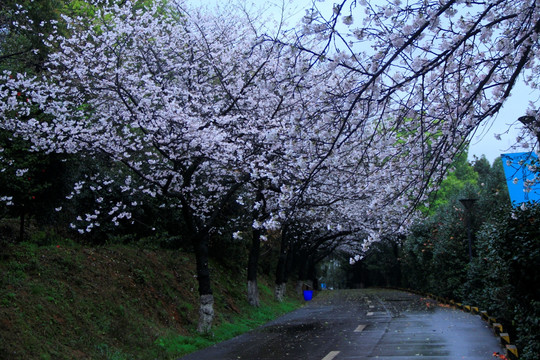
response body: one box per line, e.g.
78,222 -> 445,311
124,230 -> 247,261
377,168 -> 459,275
322,351 -> 340,360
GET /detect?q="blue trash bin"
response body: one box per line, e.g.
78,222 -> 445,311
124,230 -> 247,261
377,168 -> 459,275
303,290 -> 313,301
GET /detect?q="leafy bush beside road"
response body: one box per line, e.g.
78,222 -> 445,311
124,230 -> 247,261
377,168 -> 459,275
466,205 -> 540,359
400,157 -> 540,360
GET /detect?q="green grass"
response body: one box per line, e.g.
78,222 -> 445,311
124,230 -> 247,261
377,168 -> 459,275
155,296 -> 302,357
0,241 -> 303,359
155,335 -> 213,356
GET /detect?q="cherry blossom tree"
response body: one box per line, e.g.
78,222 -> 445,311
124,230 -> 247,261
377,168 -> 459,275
1,0 -> 396,331
0,0 -> 323,332
267,122 -> 426,299
274,0 -> 539,199
249,0 -> 540,285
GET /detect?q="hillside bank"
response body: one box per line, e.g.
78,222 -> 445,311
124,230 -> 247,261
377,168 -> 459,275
0,242 -> 302,359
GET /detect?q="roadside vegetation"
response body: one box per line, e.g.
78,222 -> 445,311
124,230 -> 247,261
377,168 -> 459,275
0,235 -> 302,359
345,154 -> 539,360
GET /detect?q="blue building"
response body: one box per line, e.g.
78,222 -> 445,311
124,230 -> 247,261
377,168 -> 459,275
501,152 -> 540,206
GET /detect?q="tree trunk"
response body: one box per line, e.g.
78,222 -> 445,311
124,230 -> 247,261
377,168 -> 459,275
274,225 -> 289,302
274,283 -> 286,302
247,280 -> 259,307
247,188 -> 265,307
274,256 -> 287,302
247,227 -> 261,307
307,257 -> 318,290
193,230 -> 214,333
391,240 -> 402,287
295,280 -> 303,295
295,251 -> 308,295
19,206 -> 25,242
197,294 -> 214,334
180,189 -> 215,334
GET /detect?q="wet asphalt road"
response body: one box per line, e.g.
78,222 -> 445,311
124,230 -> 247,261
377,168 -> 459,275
178,289 -> 503,360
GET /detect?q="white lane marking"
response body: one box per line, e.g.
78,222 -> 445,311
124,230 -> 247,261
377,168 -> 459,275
354,324 -> 367,332
367,312 -> 374,316
322,351 -> 340,360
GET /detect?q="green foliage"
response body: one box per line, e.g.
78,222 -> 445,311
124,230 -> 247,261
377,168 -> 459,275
423,152 -> 479,215
472,156 -> 510,219
462,203 -> 540,359
0,0 -> 69,74
0,0 -> 83,239
401,201 -> 470,298
401,154 -> 509,296
155,296 -> 301,357
402,153 -> 539,359
0,133 -> 58,213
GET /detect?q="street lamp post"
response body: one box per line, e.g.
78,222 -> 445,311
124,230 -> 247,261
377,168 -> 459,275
459,198 -> 478,262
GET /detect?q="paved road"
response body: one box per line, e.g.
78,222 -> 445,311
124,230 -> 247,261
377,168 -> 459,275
178,289 -> 503,360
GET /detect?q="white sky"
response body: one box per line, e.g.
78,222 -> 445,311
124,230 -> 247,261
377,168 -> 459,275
187,0 -> 539,165
467,81 -> 535,164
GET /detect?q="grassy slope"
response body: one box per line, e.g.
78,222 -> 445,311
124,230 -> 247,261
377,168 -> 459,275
0,242 -> 302,359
